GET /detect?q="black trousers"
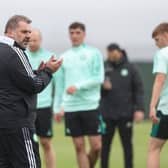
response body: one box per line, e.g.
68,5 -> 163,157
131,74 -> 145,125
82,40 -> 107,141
0,127 -> 41,168
101,118 -> 133,168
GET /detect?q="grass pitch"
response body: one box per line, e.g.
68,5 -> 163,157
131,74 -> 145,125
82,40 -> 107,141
39,121 -> 168,168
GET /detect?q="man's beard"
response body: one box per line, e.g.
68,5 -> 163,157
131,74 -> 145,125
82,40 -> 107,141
21,38 -> 30,48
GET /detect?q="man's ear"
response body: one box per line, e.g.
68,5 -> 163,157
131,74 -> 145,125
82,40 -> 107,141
5,28 -> 15,38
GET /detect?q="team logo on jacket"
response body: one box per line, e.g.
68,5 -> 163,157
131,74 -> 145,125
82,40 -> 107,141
121,69 -> 128,77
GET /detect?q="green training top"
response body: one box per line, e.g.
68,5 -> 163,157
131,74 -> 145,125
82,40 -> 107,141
153,46 -> 168,115
26,48 -> 56,109
54,44 -> 104,113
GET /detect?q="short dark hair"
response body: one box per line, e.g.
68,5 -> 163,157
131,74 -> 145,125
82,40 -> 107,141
107,43 -> 120,51
69,22 -> 85,32
107,43 -> 127,57
152,23 -> 168,38
5,15 -> 32,33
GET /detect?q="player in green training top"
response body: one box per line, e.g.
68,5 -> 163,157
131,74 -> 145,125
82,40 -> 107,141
54,22 -> 104,168
148,23 -> 168,168
26,29 -> 56,168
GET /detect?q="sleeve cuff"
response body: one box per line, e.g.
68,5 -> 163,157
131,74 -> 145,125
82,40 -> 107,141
43,67 -> 53,77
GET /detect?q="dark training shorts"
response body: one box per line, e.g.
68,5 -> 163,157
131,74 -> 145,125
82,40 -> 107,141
151,111 -> 168,140
35,107 -> 53,138
64,109 -> 105,137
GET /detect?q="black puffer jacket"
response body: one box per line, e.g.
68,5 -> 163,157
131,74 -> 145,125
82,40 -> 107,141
100,56 -> 144,120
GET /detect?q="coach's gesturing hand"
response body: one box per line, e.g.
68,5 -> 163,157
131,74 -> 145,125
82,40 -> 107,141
37,61 -> 46,71
46,56 -> 63,73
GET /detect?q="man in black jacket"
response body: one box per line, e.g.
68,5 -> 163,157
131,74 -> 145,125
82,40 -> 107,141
0,15 -> 62,168
100,44 -> 144,168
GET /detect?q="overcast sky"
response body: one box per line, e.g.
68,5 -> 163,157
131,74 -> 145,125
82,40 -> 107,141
0,0 -> 168,61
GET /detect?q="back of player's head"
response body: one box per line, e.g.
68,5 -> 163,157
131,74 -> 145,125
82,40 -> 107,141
69,22 -> 85,32
4,15 -> 31,34
152,23 -> 168,38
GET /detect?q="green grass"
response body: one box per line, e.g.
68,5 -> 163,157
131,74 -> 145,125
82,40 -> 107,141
39,121 -> 168,168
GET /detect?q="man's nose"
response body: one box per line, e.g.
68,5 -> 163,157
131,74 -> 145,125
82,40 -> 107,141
26,32 -> 31,38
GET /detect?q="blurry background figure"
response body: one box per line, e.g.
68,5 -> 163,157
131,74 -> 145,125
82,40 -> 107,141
100,43 -> 145,168
26,29 -> 56,168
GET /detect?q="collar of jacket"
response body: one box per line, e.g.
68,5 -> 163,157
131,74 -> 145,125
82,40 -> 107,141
0,35 -> 25,51
0,35 -> 14,46
13,41 -> 25,51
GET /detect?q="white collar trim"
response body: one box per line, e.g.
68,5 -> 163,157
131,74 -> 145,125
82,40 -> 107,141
0,36 -> 14,46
